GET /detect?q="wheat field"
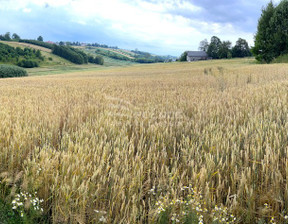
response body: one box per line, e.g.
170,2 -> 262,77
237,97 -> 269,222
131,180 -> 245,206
1,59 -> 288,223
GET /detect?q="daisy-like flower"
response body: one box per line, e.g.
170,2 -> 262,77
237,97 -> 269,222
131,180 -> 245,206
99,216 -> 107,223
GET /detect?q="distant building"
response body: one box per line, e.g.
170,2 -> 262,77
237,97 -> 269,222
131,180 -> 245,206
186,51 -> 211,62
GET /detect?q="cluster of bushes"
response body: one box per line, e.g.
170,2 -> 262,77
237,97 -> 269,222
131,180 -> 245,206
52,45 -> 87,64
0,43 -> 43,68
17,60 -> 39,68
52,45 -> 104,65
19,39 -> 53,49
88,55 -> 104,65
0,64 -> 27,78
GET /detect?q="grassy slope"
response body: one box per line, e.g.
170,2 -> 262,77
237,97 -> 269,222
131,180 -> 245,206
1,41 -> 141,75
0,41 -> 135,76
81,46 -> 137,67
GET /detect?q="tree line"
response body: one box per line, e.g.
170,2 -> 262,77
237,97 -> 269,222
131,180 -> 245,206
52,45 -> 103,65
0,42 -> 43,68
19,39 -> 54,49
252,0 -> 288,63
179,36 -> 252,61
0,32 -> 105,65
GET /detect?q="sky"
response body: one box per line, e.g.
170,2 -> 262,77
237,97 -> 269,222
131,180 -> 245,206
0,0 -> 281,56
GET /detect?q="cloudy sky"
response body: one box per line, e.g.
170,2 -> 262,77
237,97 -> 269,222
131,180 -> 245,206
0,0 -> 280,56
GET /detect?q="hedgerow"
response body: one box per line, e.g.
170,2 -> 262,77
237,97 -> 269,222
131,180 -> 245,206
0,64 -> 28,78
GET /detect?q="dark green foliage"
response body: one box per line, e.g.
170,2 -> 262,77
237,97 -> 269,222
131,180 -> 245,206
207,36 -> 222,59
17,60 -> 39,68
179,51 -> 188,61
0,199 -> 23,224
4,32 -> 11,41
12,33 -> 20,41
197,37 -> 251,60
253,0 -> 288,63
73,48 -> 88,63
219,41 -> 232,59
252,1 -> 275,63
232,38 -> 252,58
52,45 -> 84,64
52,45 -> 100,65
0,32 -> 20,41
37,36 -> 43,42
0,42 -> 43,67
271,1 -> 288,54
88,55 -> 104,65
19,39 -> 53,49
0,64 -> 28,78
94,56 -> 104,65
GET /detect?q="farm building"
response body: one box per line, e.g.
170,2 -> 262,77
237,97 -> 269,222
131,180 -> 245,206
187,51 -> 210,62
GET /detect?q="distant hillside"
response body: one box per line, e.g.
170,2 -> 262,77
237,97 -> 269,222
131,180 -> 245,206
0,41 -> 44,68
83,46 -> 176,63
0,40 -> 104,67
0,40 -> 73,67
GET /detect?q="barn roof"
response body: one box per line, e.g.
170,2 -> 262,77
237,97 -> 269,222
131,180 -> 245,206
187,51 -> 208,57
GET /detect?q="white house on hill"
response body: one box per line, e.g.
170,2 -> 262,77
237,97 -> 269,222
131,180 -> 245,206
187,51 -> 210,62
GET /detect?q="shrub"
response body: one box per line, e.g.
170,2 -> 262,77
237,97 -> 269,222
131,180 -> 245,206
19,39 -> 53,49
17,60 -> 39,68
0,64 -> 28,78
88,55 -> 104,65
52,45 -> 86,64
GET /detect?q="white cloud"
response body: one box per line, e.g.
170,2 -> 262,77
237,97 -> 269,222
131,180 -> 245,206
22,8 -> 31,13
0,0 -> 273,54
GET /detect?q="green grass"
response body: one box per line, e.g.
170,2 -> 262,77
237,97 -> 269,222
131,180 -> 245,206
0,199 -> 23,224
273,54 -> 288,63
0,40 -> 73,67
26,64 -> 105,76
83,47 -> 137,66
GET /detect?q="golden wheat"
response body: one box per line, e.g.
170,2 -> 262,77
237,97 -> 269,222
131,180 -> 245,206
1,59 -> 288,223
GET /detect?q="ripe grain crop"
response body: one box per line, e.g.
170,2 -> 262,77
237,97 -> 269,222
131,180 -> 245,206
1,59 -> 288,223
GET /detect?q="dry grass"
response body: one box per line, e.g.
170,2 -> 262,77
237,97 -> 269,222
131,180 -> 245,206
1,58 -> 288,223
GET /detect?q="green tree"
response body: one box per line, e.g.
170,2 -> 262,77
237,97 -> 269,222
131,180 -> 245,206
4,32 -> 11,41
252,1 -> 275,63
12,33 -> 20,40
232,38 -> 252,58
37,36 -> 43,42
207,36 -> 222,59
219,41 -> 232,59
198,39 -> 209,52
270,0 -> 288,57
179,51 -> 188,61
